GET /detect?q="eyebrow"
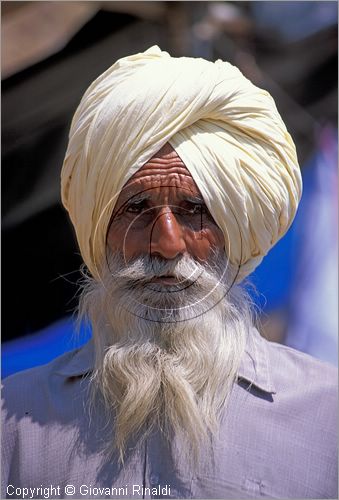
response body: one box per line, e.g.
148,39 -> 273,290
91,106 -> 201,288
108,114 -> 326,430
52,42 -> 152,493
125,193 -> 205,206
116,190 -> 205,215
183,195 -> 205,204
114,193 -> 152,216
125,193 -> 152,205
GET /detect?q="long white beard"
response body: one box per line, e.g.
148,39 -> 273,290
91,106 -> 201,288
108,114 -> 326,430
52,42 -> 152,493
78,251 -> 253,462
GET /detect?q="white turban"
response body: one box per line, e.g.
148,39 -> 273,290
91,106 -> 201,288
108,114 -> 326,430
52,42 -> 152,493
61,45 -> 302,282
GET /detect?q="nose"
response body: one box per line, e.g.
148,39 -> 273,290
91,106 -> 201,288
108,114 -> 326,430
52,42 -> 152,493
150,207 -> 186,260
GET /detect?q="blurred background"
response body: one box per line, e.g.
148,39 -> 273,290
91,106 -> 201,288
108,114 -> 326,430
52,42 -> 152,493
2,1 -> 338,377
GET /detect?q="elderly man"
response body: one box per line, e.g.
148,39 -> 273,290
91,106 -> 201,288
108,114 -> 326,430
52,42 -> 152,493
2,47 -> 337,499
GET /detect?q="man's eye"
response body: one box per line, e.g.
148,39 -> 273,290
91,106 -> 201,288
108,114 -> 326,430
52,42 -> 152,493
186,203 -> 208,215
125,201 -> 148,214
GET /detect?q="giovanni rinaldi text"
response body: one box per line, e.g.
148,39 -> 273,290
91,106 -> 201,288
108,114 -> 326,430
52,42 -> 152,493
6,484 -> 172,498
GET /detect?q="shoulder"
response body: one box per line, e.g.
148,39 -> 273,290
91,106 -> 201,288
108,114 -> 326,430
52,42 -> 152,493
2,342 -> 92,420
241,337 -> 338,499
2,343 -> 94,493
266,338 -> 337,395
264,338 -> 337,441
2,347 -> 77,392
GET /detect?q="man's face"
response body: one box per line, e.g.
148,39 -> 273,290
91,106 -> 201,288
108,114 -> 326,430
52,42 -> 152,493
107,143 -> 224,270
87,143 -> 249,461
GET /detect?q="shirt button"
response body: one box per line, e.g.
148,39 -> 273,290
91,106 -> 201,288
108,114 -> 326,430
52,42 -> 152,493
150,473 -> 159,485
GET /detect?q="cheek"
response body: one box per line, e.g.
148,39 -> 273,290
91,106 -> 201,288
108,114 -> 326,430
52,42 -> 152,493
186,224 -> 225,261
106,223 -> 122,252
107,219 -> 150,259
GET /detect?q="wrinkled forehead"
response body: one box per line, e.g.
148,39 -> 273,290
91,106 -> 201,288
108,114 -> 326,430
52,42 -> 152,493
130,142 -> 190,178
120,142 -> 201,200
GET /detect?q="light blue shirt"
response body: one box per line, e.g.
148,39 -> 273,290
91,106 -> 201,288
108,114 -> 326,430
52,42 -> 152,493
2,328 -> 337,499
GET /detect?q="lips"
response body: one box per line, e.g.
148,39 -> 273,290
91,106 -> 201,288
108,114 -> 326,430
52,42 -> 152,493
149,275 -> 178,285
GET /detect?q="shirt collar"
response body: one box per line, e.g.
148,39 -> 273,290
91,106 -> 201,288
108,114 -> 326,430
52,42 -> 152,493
55,338 -> 94,377
57,327 -> 276,394
238,327 -> 276,394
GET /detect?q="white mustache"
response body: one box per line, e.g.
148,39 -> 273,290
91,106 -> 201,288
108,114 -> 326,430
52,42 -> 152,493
109,254 -> 203,287
107,252 -> 227,292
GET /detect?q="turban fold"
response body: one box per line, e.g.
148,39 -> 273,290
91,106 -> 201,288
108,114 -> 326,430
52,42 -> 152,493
61,45 -> 302,282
